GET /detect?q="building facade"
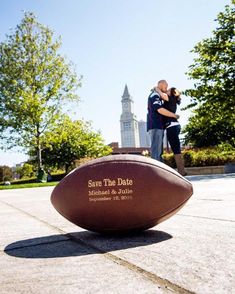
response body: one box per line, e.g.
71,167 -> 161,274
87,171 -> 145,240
120,85 -> 140,147
120,85 -> 150,148
138,120 -> 151,148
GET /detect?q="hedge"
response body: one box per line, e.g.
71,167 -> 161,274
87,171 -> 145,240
163,146 -> 235,168
0,172 -> 65,186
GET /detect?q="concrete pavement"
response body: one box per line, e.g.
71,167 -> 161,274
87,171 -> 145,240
0,174 -> 234,294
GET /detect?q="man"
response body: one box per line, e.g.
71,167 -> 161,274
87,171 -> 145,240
147,80 -> 179,161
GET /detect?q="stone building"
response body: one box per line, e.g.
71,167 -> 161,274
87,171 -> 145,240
120,85 -> 150,148
120,85 -> 140,147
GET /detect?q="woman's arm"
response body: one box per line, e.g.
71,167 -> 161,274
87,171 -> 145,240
155,87 -> 169,101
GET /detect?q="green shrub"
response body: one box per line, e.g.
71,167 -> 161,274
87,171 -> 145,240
4,177 -> 37,185
1,172 -> 65,186
162,153 -> 176,168
163,146 -> 235,168
16,163 -> 35,179
50,173 -> 66,181
182,150 -> 195,167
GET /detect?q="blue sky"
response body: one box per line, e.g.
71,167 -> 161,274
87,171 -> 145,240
0,0 -> 231,166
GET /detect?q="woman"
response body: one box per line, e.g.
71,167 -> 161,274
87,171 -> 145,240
156,87 -> 187,176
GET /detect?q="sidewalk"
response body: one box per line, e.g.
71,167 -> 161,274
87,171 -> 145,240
0,174 -> 234,294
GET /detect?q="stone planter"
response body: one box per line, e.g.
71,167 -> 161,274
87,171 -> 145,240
185,166 -> 224,176
224,163 -> 235,174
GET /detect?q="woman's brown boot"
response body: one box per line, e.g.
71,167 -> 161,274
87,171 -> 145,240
174,154 -> 187,176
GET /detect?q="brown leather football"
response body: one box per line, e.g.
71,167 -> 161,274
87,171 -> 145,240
51,155 -> 193,233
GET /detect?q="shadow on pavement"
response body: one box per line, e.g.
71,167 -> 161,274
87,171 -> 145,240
4,229 -> 172,259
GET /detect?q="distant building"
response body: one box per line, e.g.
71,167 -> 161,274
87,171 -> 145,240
138,120 -> 151,148
120,85 -> 140,147
120,85 -> 150,148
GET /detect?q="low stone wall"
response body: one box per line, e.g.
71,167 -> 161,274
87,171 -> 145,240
184,166 -> 224,176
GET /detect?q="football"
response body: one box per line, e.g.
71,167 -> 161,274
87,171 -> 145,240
51,155 -> 193,233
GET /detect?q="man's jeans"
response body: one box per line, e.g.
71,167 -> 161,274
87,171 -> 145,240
148,128 -> 164,162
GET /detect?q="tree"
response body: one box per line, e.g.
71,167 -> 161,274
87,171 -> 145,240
29,115 -> 112,173
16,163 -> 35,179
0,12 -> 81,169
183,2 -> 235,147
0,166 -> 13,182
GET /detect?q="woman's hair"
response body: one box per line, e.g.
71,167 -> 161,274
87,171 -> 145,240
170,87 -> 181,105
170,87 -> 181,97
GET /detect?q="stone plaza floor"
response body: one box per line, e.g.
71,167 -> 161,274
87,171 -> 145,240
0,174 -> 234,294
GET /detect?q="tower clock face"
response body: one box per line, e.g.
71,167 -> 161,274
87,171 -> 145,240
124,102 -> 128,109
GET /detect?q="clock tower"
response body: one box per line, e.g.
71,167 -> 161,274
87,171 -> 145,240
120,85 -> 140,147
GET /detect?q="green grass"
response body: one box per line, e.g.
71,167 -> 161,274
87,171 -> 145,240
0,181 -> 58,190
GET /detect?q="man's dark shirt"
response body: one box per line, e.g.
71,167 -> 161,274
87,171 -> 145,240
147,90 -> 164,131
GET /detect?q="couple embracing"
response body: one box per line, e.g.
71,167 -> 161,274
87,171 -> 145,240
147,80 -> 186,176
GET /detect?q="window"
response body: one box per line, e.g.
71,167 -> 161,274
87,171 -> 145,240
123,122 -> 131,130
